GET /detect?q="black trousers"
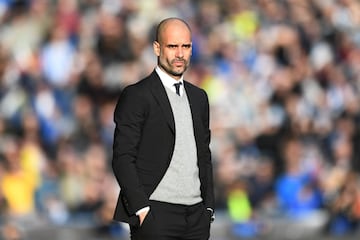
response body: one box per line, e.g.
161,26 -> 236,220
130,200 -> 211,240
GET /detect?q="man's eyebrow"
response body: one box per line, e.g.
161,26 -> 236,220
166,43 -> 192,47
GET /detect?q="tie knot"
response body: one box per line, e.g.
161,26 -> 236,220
174,82 -> 182,96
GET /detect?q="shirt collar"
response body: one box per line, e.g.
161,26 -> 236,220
155,66 -> 184,91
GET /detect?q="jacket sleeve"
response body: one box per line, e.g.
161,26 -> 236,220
112,86 -> 150,216
202,90 -> 215,210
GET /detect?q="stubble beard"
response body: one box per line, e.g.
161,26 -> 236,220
159,58 -> 189,78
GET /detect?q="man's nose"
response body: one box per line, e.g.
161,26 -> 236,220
175,48 -> 184,58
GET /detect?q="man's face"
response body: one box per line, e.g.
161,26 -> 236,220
153,22 -> 192,80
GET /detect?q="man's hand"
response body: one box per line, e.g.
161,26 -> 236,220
138,209 -> 150,226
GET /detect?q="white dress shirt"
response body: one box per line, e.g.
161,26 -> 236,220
156,66 -> 184,96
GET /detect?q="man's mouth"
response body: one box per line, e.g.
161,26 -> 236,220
173,60 -> 185,66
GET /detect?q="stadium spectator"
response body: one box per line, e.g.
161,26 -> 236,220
0,0 -> 360,238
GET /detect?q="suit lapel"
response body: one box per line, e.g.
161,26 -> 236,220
149,71 -> 175,133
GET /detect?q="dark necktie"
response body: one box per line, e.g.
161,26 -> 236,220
174,82 -> 182,96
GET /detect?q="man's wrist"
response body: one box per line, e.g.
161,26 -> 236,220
136,206 -> 150,226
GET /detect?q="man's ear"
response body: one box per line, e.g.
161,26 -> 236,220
153,41 -> 160,57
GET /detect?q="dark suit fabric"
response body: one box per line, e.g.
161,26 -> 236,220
130,200 -> 211,240
112,70 -> 214,226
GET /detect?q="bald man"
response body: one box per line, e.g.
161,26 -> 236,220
112,18 -> 215,240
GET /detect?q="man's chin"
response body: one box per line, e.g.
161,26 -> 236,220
169,68 -> 185,77
172,71 -> 183,77
159,64 -> 186,77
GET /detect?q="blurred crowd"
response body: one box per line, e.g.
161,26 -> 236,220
1,0 -> 360,239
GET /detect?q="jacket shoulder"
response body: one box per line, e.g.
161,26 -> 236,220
115,72 -> 156,108
123,72 -> 154,91
184,80 -> 208,97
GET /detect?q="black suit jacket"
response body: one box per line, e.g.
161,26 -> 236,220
112,70 -> 214,224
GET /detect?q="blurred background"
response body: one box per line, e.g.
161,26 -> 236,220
1,0 -> 360,239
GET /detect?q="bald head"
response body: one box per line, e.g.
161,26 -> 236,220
155,18 -> 192,43
153,18 -> 192,80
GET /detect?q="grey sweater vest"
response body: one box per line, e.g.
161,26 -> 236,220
149,87 -> 202,205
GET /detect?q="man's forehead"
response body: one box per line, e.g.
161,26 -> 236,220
164,41 -> 192,45
161,29 -> 191,42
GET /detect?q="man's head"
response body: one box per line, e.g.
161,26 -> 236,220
153,18 -> 192,80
